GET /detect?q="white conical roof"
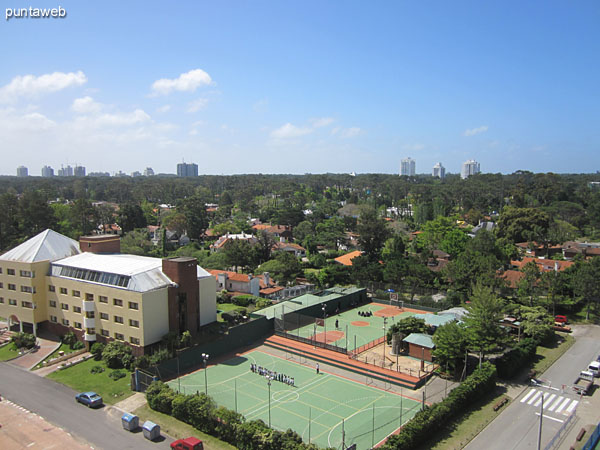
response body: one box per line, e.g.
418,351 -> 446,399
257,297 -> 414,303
0,229 -> 80,263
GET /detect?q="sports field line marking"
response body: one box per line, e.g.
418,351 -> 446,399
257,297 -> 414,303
326,403 -> 398,448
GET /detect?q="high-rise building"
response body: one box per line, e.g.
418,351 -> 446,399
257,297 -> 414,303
58,165 -> 74,177
74,165 -> 86,177
461,159 -> 480,179
400,157 -> 416,176
131,171 -> 142,177
177,162 -> 198,177
432,162 -> 445,179
143,167 -> 155,176
41,166 -> 54,177
17,166 -> 28,177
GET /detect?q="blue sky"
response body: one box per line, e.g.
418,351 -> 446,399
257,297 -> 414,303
1,0 -> 598,176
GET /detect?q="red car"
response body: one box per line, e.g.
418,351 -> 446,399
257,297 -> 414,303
171,437 -> 203,450
555,315 -> 568,324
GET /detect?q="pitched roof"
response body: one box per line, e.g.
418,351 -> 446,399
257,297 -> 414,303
208,269 -> 252,283
403,333 -> 435,349
0,229 -> 80,263
334,250 -> 363,266
414,313 -> 455,328
499,270 -> 525,288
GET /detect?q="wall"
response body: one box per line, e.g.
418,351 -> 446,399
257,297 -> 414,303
198,276 -> 217,326
408,343 -> 432,362
141,287 -> 170,347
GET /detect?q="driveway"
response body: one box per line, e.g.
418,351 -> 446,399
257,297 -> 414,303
9,335 -> 61,370
465,325 -> 600,450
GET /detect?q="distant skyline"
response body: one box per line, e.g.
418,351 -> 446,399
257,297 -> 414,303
1,1 -> 599,176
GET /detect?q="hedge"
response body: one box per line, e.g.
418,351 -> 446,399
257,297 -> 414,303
493,337 -> 538,379
145,381 -> 323,450
381,362 -> 497,450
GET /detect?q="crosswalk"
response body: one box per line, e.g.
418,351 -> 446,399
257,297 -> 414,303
520,388 -> 578,416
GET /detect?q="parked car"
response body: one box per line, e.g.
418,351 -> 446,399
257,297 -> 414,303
171,437 -> 203,450
75,391 -> 103,408
555,315 -> 568,324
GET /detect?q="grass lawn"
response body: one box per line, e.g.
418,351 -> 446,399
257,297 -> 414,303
133,404 -> 236,450
47,357 -> 134,405
216,303 -> 253,322
417,391 -> 510,450
533,333 -> 575,374
0,342 -> 20,361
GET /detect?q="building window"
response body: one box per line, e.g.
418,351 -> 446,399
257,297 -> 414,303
100,312 -> 109,320
74,322 -> 82,329
21,286 -> 34,293
20,270 -> 33,277
0,297 -> 4,303
128,301 -> 139,310
85,293 -> 94,301
73,306 -> 82,313
115,333 -> 124,341
87,328 -> 95,335
62,318 -> 69,326
113,298 -> 123,307
0,282 -> 3,288
101,329 -> 109,337
61,303 -> 69,310
129,319 -> 139,328
72,290 -> 80,297
49,300 -> 56,307
9,299 -> 17,306
86,311 -> 95,319
99,296 -> 108,303
50,315 -> 57,323
0,267 -> 2,273
130,337 -> 140,345
21,301 -> 33,308
48,285 -> 55,292
7,268 -> 15,275
60,287 -> 67,295
8,284 -> 16,291
114,316 -> 123,324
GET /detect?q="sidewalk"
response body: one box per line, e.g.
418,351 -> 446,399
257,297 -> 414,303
35,351 -> 92,377
8,335 -> 61,370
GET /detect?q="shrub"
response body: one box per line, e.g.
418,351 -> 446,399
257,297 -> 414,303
90,343 -> 105,361
90,365 -> 105,374
102,341 -> 133,369
231,295 -> 255,307
109,369 -> 126,380
134,354 -> 150,369
61,331 -> 77,348
180,330 -> 192,348
146,381 -> 176,415
494,337 -> 538,379
11,332 -> 36,349
72,341 -> 85,350
149,347 -> 172,366
255,298 -> 272,310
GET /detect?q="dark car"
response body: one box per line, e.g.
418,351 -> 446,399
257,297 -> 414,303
75,391 -> 103,408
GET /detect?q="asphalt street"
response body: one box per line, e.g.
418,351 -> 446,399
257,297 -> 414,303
0,362 -> 170,450
465,325 -> 600,450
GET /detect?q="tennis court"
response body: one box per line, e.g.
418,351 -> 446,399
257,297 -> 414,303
279,301 -> 419,351
168,349 -> 421,450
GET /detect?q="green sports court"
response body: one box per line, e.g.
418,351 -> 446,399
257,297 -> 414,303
168,349 -> 421,450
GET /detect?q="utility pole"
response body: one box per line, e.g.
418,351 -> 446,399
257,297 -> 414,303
537,393 -> 544,450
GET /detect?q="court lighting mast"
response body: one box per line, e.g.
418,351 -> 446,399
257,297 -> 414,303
267,375 -> 273,427
202,353 -> 209,395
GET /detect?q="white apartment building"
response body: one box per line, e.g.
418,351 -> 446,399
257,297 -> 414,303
432,162 -> 445,179
461,159 -> 480,179
400,157 -> 416,176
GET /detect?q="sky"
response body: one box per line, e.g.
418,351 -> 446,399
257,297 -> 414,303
1,0 -> 599,176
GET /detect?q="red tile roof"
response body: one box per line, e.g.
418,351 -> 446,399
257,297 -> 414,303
334,250 -> 363,266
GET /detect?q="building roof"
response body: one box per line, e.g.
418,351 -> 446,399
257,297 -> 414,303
499,270 -> 525,288
439,306 -> 469,321
273,242 -> 306,252
414,313 -> 455,328
51,252 -> 211,293
208,269 -> 253,283
0,229 -> 80,263
403,333 -> 435,349
334,250 -> 363,266
512,257 -> 574,272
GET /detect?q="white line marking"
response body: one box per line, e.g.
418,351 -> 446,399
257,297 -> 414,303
555,397 -> 571,413
528,391 -> 542,405
535,413 -> 564,423
547,396 -> 563,412
566,400 -> 578,413
521,389 -> 536,403
545,394 -> 556,407
534,392 -> 551,408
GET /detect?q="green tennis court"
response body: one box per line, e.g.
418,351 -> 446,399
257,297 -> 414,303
280,302 -> 417,351
168,349 -> 421,450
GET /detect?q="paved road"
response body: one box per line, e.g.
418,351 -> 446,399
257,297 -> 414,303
465,325 -> 600,450
0,362 -> 170,450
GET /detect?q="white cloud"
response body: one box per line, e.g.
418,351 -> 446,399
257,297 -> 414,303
270,123 -> 313,139
0,71 -> 87,103
151,69 -> 212,96
187,98 -> 209,113
332,126 -> 362,138
71,96 -> 102,114
156,105 -> 171,113
310,117 -> 335,128
463,125 -> 489,136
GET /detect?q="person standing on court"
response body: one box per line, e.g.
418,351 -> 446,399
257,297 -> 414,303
335,319 -> 339,329
316,363 -> 320,375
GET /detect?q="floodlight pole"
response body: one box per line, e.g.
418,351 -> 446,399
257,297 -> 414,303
267,375 -> 273,427
322,304 -> 327,344
383,317 -> 388,362
177,355 -> 181,393
202,353 -> 209,395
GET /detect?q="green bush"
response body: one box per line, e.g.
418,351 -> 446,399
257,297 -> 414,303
382,362 -> 497,450
102,341 -> 133,369
11,332 -> 36,349
134,354 -> 150,369
494,337 -> 538,379
146,381 -> 176,415
180,330 -> 192,348
255,298 -> 272,310
231,295 -> 255,307
109,369 -> 126,380
149,348 -> 172,366
61,331 -> 77,348
72,341 -> 85,350
90,365 -> 105,374
90,343 -> 105,361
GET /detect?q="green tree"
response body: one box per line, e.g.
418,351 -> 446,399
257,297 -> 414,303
432,321 -> 468,376
496,206 -> 551,245
223,239 -> 253,272
19,190 -> 57,237
573,259 -> 600,321
517,261 -> 540,307
357,206 -> 390,261
520,306 -> 554,343
70,198 -> 98,236
463,284 -> 506,360
387,316 -> 428,343
181,195 -> 209,241
118,202 -> 147,232
0,192 -> 20,251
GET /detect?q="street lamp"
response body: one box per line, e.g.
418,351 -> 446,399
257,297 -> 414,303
202,353 -> 209,395
267,375 -> 273,427
321,304 -> 327,344
383,317 -> 388,363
